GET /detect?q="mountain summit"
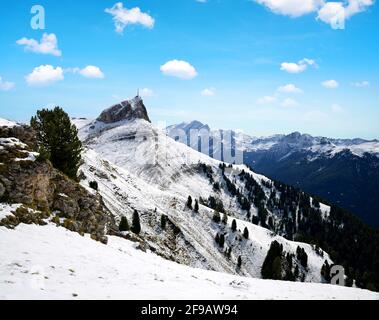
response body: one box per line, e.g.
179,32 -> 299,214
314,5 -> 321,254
97,96 -> 150,124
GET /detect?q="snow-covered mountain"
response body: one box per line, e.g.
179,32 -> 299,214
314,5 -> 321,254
75,97 -> 330,282
167,121 -> 379,228
1,99 -> 379,299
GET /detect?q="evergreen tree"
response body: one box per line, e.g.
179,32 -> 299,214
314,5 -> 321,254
119,216 -> 129,232
261,241 -> 284,280
237,256 -> 242,268
89,181 -> 98,191
212,211 -> 221,223
215,233 -> 220,245
186,196 -> 193,210
131,210 -> 141,234
231,219 -> 237,232
219,233 -> 225,248
160,214 -> 167,230
194,200 -> 199,213
222,213 -> 228,225
243,227 -> 249,239
31,107 -> 82,180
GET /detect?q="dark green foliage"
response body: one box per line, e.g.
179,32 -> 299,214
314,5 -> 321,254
321,260 -> 331,282
186,196 -> 193,209
212,211 -> 221,223
131,210 -> 141,234
231,219 -> 237,232
296,246 -> 308,269
222,213 -> 228,224
31,107 -> 82,180
219,233 -> 225,248
243,227 -> 249,239
237,256 -> 242,268
207,196 -> 225,213
89,181 -> 98,191
261,241 -> 284,280
119,216 -> 129,232
194,200 -> 199,213
160,214 -> 167,230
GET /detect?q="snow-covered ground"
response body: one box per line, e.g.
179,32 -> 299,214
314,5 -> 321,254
0,224 -> 377,300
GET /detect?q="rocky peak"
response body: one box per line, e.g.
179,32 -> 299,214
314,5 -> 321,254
97,96 -> 151,124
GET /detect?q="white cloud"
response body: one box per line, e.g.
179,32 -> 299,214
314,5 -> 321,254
322,79 -> 339,89
140,88 -> 154,97
331,104 -> 344,113
277,83 -> 303,94
16,33 -> 61,57
317,0 -> 374,28
160,60 -> 198,80
280,58 -> 317,73
25,65 -> 64,86
0,77 -> 15,91
257,96 -> 277,105
254,0 -> 321,17
254,0 -> 374,28
352,80 -> 370,87
281,98 -> 299,107
201,88 -> 215,96
105,2 -> 155,34
79,66 -> 105,79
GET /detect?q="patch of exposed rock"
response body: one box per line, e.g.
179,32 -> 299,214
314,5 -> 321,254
0,124 -> 111,243
97,96 -> 151,124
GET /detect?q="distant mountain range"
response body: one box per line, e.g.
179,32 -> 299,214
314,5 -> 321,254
167,121 -> 379,228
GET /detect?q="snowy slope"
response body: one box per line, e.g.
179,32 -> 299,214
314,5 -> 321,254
1,223 -> 377,300
75,111 -> 331,283
0,118 -> 17,127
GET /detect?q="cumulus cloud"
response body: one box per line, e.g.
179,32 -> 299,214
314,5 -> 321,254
140,88 -> 154,97
25,65 -> 64,86
257,96 -> 277,105
281,98 -> 299,107
16,33 -> 62,56
255,0 -> 321,17
78,66 -> 105,79
254,0 -> 374,28
352,80 -> 370,87
160,60 -> 198,80
201,88 -> 216,96
277,83 -> 303,94
317,0 -> 374,28
105,2 -> 155,33
280,58 -> 317,74
0,77 -> 15,91
322,79 -> 339,88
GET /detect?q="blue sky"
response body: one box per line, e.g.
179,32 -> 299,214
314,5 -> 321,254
0,0 -> 378,139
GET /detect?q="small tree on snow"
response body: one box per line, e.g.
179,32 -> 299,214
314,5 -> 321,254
231,219 -> 237,232
119,216 -> 129,232
131,210 -> 141,234
243,227 -> 249,239
187,196 -> 193,210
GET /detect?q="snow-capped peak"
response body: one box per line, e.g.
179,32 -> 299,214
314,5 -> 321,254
0,118 -> 18,128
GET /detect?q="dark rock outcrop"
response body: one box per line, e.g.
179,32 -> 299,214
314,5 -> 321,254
97,96 -> 151,124
0,124 -> 111,243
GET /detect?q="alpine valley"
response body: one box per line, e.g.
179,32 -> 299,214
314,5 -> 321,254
1,97 -> 379,299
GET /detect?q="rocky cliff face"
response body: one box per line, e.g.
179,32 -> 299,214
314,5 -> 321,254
0,124 -> 111,243
97,96 -> 151,124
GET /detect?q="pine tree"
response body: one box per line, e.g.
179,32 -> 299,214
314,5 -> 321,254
160,214 -> 167,230
194,200 -> 199,213
119,216 -> 129,232
131,210 -> 141,234
31,107 -> 82,180
237,256 -> 242,268
219,233 -> 225,248
222,213 -> 228,224
243,227 -> 249,239
231,219 -> 237,232
186,196 -> 193,209
212,211 -> 221,223
215,233 -> 220,245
